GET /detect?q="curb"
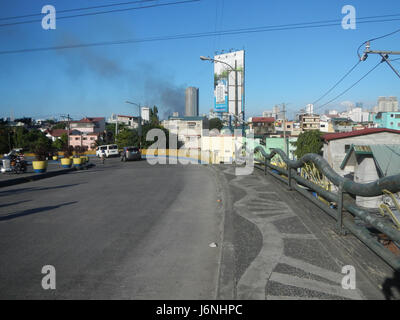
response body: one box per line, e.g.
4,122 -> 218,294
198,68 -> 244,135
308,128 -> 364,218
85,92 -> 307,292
0,163 -> 95,188
209,165 -> 236,300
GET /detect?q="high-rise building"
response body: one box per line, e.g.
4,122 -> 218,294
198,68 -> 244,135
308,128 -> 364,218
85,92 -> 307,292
141,106 -> 150,122
377,96 -> 398,112
185,87 -> 199,117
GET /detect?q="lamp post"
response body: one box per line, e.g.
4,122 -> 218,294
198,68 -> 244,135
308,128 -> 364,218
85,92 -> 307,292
125,101 -> 142,149
200,56 -> 244,136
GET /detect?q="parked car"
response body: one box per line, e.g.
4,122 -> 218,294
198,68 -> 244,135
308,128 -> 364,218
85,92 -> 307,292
121,146 -> 141,161
96,144 -> 119,158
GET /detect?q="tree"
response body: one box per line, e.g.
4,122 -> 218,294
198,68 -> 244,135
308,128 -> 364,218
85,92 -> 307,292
0,123 -> 12,154
293,130 -> 323,159
209,118 -> 223,131
115,128 -> 139,148
52,133 -> 68,150
51,122 -> 66,130
149,105 -> 160,126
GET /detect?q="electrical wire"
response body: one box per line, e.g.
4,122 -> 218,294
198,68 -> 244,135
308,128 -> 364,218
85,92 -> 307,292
0,0 -> 200,28
312,60 -> 361,105
357,27 -> 400,59
2,15 -> 400,55
315,61 -> 382,111
0,0 -> 156,21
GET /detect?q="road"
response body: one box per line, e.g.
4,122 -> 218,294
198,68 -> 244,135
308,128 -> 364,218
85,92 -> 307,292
0,158 -> 223,299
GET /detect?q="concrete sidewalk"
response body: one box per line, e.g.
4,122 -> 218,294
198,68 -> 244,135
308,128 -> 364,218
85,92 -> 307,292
215,164 -> 397,300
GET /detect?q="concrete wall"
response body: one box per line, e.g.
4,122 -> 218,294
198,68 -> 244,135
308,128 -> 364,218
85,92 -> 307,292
323,132 -> 400,176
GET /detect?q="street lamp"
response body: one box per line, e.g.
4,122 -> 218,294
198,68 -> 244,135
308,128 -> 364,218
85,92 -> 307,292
200,55 -> 244,135
125,101 -> 142,149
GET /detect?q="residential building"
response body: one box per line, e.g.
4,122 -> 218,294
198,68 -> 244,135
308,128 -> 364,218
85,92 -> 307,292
141,107 -> 150,123
284,121 -> 302,136
162,116 -> 209,150
347,107 -> 370,123
331,118 -> 353,132
300,114 -> 320,131
108,114 -> 139,129
264,136 -> 298,160
322,128 -> 400,176
248,117 -> 275,137
341,144 -> 400,208
373,112 -> 400,130
46,129 -> 68,142
70,117 -> 105,133
377,96 -> 398,112
69,131 -> 100,150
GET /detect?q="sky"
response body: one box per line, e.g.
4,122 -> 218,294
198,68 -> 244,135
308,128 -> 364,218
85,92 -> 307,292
0,0 -> 400,121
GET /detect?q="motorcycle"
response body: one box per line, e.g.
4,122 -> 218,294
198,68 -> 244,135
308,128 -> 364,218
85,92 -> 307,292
9,155 -> 27,174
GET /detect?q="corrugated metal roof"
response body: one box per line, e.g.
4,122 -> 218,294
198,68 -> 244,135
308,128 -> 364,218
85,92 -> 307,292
370,145 -> 400,177
354,145 -> 372,153
323,128 -> 400,141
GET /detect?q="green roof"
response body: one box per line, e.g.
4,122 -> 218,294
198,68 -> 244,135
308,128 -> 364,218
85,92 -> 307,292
341,144 -> 400,176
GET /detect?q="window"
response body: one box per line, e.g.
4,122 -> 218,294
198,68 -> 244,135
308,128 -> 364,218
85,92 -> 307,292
396,114 -> 400,119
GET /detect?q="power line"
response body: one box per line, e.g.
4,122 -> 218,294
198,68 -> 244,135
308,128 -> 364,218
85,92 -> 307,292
315,61 -> 382,111
2,15 -> 400,55
311,60 -> 361,105
0,0 -> 156,21
357,27 -> 400,59
0,0 -> 200,28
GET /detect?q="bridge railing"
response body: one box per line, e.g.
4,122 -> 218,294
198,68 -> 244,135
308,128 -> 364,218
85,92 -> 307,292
254,146 -> 400,270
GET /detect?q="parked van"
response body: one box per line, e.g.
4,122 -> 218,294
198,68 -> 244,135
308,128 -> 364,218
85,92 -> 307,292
96,144 -> 119,158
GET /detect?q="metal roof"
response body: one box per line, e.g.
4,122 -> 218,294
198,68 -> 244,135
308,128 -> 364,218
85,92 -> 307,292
340,144 -> 400,176
370,145 -> 400,177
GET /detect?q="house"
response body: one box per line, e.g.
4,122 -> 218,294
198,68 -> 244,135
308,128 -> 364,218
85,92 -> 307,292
331,118 -> 353,132
162,116 -> 209,150
46,129 -> 68,142
300,114 -> 320,131
70,117 -> 105,134
108,114 -> 140,129
69,131 -> 100,150
322,128 -> 400,176
373,112 -> 400,130
340,144 -> 400,208
248,117 -> 275,136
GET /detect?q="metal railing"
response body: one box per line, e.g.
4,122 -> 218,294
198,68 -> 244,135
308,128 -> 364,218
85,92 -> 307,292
254,146 -> 400,270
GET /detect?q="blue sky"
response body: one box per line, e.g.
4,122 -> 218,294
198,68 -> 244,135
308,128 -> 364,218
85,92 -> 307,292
1,0 -> 400,121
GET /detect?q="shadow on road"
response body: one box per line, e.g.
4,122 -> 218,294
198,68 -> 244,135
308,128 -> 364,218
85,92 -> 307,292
0,201 -> 78,221
0,199 -> 32,208
0,183 -> 84,197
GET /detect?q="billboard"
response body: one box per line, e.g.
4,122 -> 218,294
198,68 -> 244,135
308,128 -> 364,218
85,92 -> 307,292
213,50 -> 245,117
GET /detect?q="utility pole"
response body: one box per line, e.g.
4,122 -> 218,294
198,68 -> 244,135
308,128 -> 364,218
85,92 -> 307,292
282,103 -> 287,156
362,42 -> 400,79
60,114 -> 71,147
115,120 -> 118,144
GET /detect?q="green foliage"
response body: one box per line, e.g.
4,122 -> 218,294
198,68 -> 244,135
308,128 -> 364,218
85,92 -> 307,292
51,122 -> 66,130
149,105 -> 160,126
116,128 -> 140,148
209,118 -> 223,131
32,136 -> 52,160
52,133 -> 68,151
0,124 -> 12,154
293,130 -> 324,159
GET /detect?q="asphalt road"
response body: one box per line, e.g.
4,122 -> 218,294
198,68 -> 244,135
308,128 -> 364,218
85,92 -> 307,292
0,158 -> 223,299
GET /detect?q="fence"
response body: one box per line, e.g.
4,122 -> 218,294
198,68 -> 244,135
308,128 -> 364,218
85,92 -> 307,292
254,146 -> 400,270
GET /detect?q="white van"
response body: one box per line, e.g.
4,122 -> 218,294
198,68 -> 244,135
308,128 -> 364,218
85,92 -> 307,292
96,144 -> 119,158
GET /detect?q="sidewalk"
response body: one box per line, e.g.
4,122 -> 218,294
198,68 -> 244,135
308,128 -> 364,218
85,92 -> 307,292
216,164 -> 395,300
0,160 -> 94,188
